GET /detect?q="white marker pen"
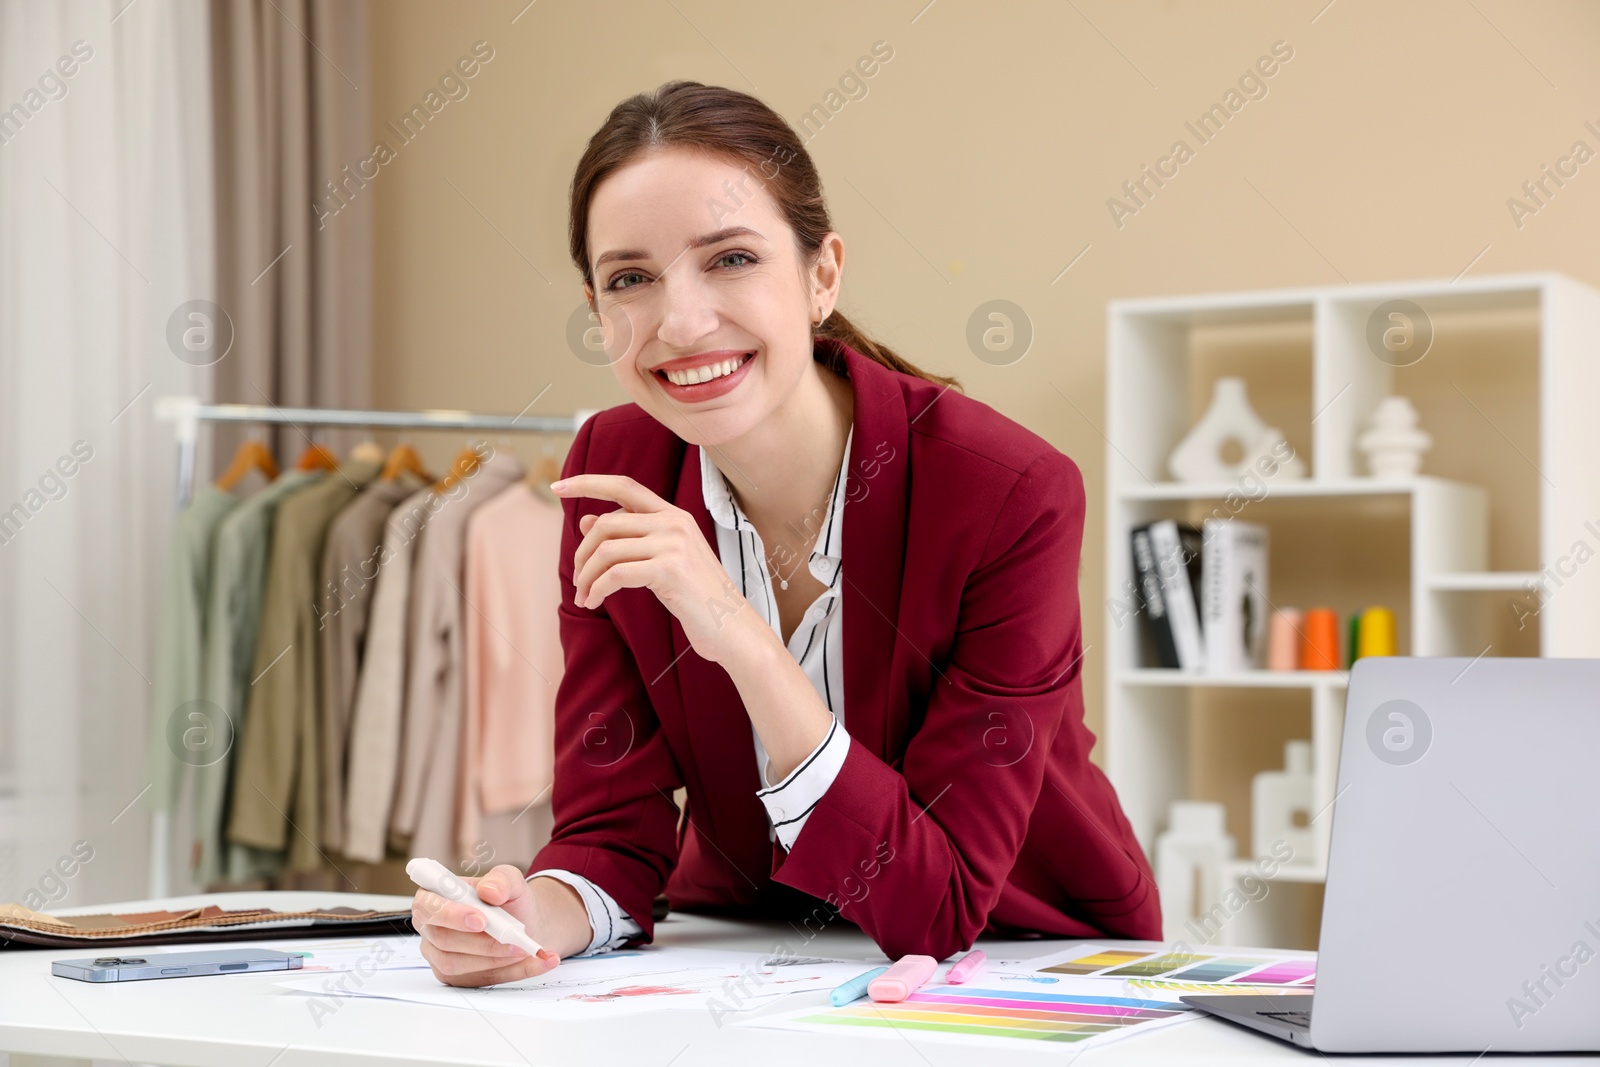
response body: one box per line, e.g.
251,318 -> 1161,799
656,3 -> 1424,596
406,857 -> 549,957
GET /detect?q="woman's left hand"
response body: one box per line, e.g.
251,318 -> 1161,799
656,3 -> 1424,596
552,474 -> 764,665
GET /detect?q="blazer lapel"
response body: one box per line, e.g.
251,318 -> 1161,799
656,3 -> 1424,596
836,342 -> 911,765
670,442 -> 771,897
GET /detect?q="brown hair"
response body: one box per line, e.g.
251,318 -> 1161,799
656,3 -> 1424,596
569,80 -> 960,391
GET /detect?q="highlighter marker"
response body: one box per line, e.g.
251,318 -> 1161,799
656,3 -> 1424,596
406,857 -> 548,957
868,954 -> 937,1002
829,966 -> 888,1006
945,949 -> 986,984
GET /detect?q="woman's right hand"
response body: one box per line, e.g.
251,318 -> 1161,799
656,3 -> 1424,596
412,864 -> 564,987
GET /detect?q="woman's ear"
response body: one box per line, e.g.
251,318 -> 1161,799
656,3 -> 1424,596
809,232 -> 844,320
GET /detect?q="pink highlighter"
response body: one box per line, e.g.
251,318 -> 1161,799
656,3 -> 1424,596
868,954 -> 938,1002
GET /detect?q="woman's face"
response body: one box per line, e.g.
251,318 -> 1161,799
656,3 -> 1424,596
583,146 -> 840,446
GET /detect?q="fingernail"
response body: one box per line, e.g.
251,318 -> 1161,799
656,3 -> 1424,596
550,479 -> 568,490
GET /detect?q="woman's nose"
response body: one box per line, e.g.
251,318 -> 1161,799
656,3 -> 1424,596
654,275 -> 720,348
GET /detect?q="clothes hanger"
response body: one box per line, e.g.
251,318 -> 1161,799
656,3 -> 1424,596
527,435 -> 564,503
348,439 -> 386,465
294,442 -> 339,472
214,439 -> 279,491
381,439 -> 433,483
433,441 -> 484,494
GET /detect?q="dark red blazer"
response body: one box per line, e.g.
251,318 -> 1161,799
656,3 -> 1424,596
527,338 -> 1160,959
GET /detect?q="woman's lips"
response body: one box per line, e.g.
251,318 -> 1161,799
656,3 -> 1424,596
653,351 -> 755,402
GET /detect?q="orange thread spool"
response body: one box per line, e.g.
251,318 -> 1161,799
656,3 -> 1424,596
1300,608 -> 1341,671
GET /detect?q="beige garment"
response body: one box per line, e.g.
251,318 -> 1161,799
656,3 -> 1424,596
227,460 -> 379,871
316,474 -> 423,851
340,485 -> 437,863
458,483 -> 564,859
390,452 -> 524,864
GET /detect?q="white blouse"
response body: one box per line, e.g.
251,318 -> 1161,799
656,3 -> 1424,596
528,430 -> 855,956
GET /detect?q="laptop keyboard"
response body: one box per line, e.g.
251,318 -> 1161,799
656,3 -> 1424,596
1259,1008 -> 1311,1031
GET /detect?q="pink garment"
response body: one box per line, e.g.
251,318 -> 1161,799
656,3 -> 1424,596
458,482 -> 564,857
393,453 -> 523,863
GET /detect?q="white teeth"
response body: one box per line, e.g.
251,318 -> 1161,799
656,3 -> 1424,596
663,353 -> 750,387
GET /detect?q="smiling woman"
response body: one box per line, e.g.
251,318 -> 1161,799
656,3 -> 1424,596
410,80 -> 1159,990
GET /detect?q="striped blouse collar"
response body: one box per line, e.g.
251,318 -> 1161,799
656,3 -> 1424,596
700,427 -> 853,563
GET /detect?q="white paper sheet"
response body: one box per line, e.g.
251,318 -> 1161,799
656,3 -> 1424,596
276,947 -> 878,1020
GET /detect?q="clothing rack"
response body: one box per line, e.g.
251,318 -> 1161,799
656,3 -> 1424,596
156,396 -> 591,506
148,396 -> 593,898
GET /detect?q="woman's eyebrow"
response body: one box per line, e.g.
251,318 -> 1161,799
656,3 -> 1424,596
594,226 -> 766,270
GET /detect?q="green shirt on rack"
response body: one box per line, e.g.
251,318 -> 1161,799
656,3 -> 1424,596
194,469 -> 322,888
145,485 -> 240,815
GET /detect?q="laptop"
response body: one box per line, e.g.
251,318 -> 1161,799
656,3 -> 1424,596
1182,656 -> 1600,1052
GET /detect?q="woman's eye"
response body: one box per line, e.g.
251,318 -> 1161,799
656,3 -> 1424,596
606,252 -> 751,291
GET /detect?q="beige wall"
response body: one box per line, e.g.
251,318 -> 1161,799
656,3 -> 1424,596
365,0 -> 1600,774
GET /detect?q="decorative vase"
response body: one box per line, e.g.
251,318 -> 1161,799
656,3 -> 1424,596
1357,396 -> 1431,478
1252,740 -> 1314,864
1154,800 -> 1236,943
1169,377 -> 1304,483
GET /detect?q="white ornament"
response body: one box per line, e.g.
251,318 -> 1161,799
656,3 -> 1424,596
1358,396 -> 1431,478
1168,377 -> 1304,483
1252,740 -> 1314,864
1154,800 -> 1235,943
1241,427 -> 1307,480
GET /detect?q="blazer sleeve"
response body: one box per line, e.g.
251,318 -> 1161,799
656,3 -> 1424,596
523,416 -> 683,943
770,450 -> 1117,960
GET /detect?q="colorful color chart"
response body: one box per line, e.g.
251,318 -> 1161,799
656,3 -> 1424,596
1101,952 -> 1206,978
785,984 -> 1186,1044
1233,959 -> 1316,984
1166,957 -> 1272,982
1036,945 -> 1315,987
1042,949 -> 1148,975
1126,977 -> 1314,998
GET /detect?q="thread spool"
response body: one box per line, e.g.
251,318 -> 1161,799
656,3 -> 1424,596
1357,606 -> 1397,658
1267,609 -> 1302,670
1300,608 -> 1341,671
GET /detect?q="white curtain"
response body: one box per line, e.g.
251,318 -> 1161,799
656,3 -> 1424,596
0,0 -> 216,908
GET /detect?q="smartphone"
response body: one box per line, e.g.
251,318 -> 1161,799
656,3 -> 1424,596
51,948 -> 305,983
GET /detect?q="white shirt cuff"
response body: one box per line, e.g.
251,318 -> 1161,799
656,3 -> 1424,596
526,868 -> 643,957
756,716 -> 848,851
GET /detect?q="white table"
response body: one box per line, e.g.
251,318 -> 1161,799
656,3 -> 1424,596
0,891 -> 1565,1066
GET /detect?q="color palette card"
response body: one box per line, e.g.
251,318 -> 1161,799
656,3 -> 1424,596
1124,976 -> 1315,998
737,975 -> 1199,1050
1019,942 -> 1316,999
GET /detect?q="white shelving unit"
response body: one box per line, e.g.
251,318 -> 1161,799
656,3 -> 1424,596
1103,272 -> 1600,948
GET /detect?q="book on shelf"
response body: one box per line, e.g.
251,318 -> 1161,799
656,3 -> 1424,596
1129,524 -> 1177,668
1133,520 -> 1205,670
1201,518 -> 1270,673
